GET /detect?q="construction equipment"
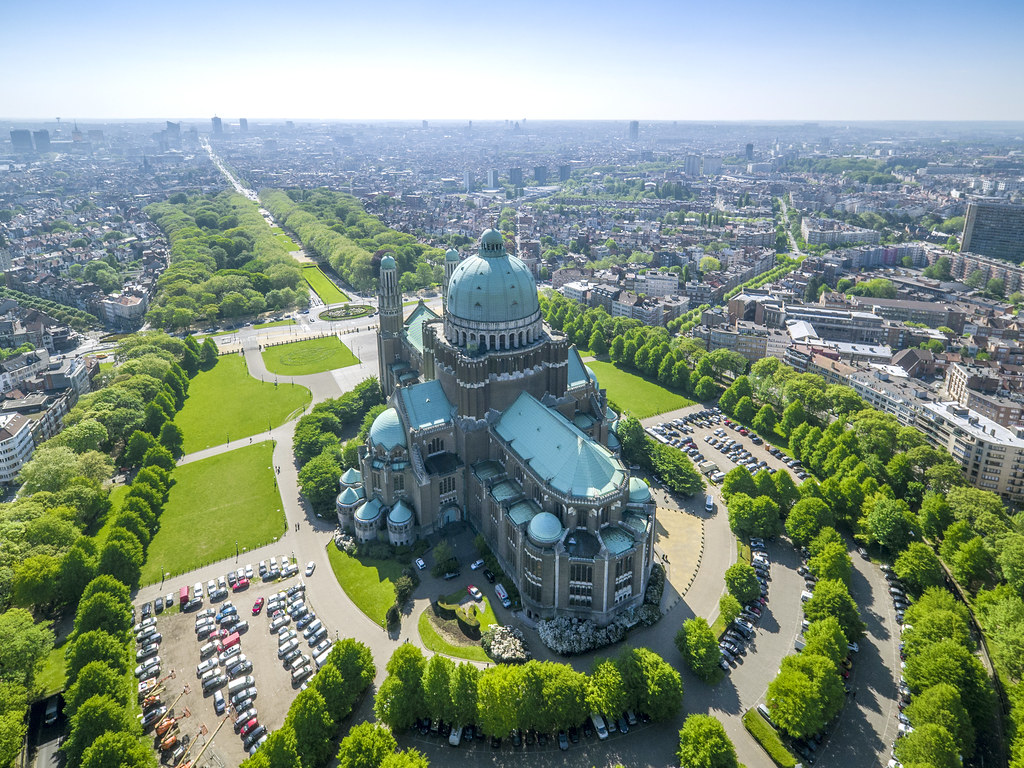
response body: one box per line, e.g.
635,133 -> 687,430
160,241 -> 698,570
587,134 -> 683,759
154,687 -> 188,732
156,716 -> 177,737
172,731 -> 200,767
178,716 -> 229,768
138,671 -> 175,699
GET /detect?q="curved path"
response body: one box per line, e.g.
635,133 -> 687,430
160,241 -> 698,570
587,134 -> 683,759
135,345 -> 900,767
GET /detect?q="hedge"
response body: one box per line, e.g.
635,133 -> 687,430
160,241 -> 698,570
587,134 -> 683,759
742,709 -> 797,768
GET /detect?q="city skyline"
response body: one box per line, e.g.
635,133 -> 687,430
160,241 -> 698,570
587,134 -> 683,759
2,0 -> 1023,122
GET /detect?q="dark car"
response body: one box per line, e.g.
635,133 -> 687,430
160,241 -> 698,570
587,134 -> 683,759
482,569 -> 496,583
141,706 -> 167,729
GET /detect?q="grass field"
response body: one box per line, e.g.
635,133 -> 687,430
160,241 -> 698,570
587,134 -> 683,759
254,319 -> 296,330
176,355 -> 311,453
140,442 -> 285,584
93,484 -> 129,540
261,336 -> 359,376
326,545 -> 402,627
303,266 -> 350,304
270,228 -> 300,252
35,642 -> 67,699
586,360 -> 695,419
418,606 -> 493,663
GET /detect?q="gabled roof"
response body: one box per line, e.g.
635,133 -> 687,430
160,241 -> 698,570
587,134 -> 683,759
399,379 -> 452,431
567,345 -> 590,389
403,301 -> 439,354
495,392 -> 625,498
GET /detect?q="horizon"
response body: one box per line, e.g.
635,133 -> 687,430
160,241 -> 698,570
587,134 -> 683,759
2,0 -> 1023,122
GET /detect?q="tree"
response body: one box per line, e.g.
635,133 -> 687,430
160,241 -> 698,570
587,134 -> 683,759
693,376 -> 718,401
676,617 -> 721,681
12,554 -> 61,608
0,608 -> 54,687
803,579 -> 865,641
539,663 -> 588,732
724,561 -> 760,604
923,257 -> 953,281
53,419 -> 108,454
97,531 -> 144,589
952,536 -> 994,590
65,630 -> 128,683
809,541 -> 852,585
286,688 -> 334,768
61,694 -> 138,767
617,647 -> 683,721
74,592 -> 132,638
785,498 -> 833,547
700,256 -> 722,273
998,534 -> 1024,596
773,470 -> 801,512
373,643 -> 425,731
862,497 -> 916,553
589,328 -> 609,356
903,639 -> 993,733
421,655 -> 455,725
987,277 -> 1006,298
719,594 -> 742,626
65,661 -> 127,717
734,396 -> 755,423
80,730 -> 152,768
200,337 -> 218,368
919,492 -> 953,539
905,683 -> 974,757
766,653 -> 844,739
477,665 -> 520,737
727,494 -> 780,539
721,467 -> 756,500
803,617 -> 848,667
59,542 -> 97,606
17,445 -> 81,493
449,662 -> 480,728
895,543 -> 946,597
893,723 -> 961,768
587,658 -> 625,716
379,750 -> 430,768
752,405 -> 777,435
143,401 -> 167,436
81,574 -> 131,607
298,450 -> 342,511
158,421 -> 184,459
141,445 -> 175,472
780,400 -> 807,436
255,727 -> 302,768
677,714 -> 739,768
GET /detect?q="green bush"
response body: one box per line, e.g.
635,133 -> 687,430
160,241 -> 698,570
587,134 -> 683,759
742,709 -> 797,768
455,606 -> 481,638
385,604 -> 400,626
433,599 -> 458,620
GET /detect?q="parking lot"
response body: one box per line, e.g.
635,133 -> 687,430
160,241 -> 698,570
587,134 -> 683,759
133,558 -> 325,765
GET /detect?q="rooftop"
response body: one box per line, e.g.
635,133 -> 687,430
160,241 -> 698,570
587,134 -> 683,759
399,379 -> 452,431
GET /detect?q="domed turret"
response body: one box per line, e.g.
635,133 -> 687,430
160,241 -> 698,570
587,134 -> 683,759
369,408 -> 406,451
445,248 -> 460,262
380,253 -> 396,270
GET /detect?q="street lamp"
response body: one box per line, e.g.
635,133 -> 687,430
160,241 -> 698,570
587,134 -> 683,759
235,541 -> 239,562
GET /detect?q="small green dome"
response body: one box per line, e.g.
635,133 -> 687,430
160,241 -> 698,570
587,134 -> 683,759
445,248 -> 460,262
340,467 -> 362,486
446,230 -> 540,325
528,511 -> 563,546
388,501 -> 414,526
354,498 -> 382,524
380,254 -> 396,270
628,477 -> 652,503
369,408 -> 406,451
337,486 -> 362,506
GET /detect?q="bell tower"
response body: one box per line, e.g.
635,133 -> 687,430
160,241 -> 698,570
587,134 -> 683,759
442,248 -> 460,311
377,254 -> 403,395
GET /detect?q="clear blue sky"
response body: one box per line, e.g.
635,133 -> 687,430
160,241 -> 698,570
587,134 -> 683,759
2,0 -> 1022,121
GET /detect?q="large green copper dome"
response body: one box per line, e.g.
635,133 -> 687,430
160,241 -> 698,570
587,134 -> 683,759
446,229 -> 540,325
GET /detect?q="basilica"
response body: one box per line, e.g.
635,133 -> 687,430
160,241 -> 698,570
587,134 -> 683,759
336,229 -> 656,625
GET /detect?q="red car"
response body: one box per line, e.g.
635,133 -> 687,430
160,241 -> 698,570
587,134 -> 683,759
252,597 -> 265,616
467,585 -> 482,601
233,578 -> 250,592
240,718 -> 259,736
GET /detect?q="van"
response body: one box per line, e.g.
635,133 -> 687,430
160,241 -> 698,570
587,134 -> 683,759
794,635 -> 806,651
705,495 -> 715,512
269,557 -> 277,571
194,582 -> 203,599
217,632 -> 240,652
590,712 -> 609,740
800,591 -> 814,603
199,641 -> 217,658
494,583 -> 511,609
179,586 -> 190,607
228,676 -> 255,696
449,725 -> 464,746
290,654 -> 309,672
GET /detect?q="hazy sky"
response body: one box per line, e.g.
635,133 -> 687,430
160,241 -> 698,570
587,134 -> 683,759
3,0 -> 1023,121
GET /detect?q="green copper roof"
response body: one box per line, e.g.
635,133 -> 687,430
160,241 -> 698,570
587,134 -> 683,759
403,301 -> 439,354
369,408 -> 407,451
528,511 -> 563,545
340,468 -> 362,486
628,477 -> 652,503
508,499 -> 541,527
490,480 -> 521,503
399,379 -> 452,431
388,500 -> 414,526
380,254 -> 396,269
354,498 -> 383,524
567,346 -> 589,388
605,406 -> 617,421
573,412 -> 595,430
445,248 -> 460,262
473,460 -> 504,482
337,486 -> 364,506
601,526 -> 634,555
446,230 -> 540,325
495,392 -> 626,498
623,513 -> 649,536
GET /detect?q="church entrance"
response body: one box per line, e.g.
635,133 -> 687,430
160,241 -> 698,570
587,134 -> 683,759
439,505 -> 460,527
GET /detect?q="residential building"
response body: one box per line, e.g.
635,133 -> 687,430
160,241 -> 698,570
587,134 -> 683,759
961,201 -> 1024,263
0,413 -> 35,484
801,218 -> 881,247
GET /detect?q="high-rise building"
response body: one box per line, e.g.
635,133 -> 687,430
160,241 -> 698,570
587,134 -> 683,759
509,168 -> 523,187
239,118 -> 248,132
534,166 -> 548,185
211,116 -> 223,135
559,165 -> 571,182
464,170 -> 474,193
703,156 -> 723,175
487,169 -> 500,188
683,155 -> 701,177
629,120 -> 639,141
32,130 -> 50,153
745,143 -> 754,161
9,130 -> 33,152
961,201 -> 1024,263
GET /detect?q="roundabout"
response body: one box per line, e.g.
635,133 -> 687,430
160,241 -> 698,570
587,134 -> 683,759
319,304 -> 374,321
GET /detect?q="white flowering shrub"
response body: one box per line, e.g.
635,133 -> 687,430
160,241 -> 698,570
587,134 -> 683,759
481,626 -> 531,664
334,531 -> 357,555
537,615 -> 632,655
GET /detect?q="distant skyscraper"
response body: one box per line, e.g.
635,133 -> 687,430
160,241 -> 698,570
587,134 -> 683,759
533,166 -> 548,185
166,121 -> 180,137
239,118 -> 248,132
9,130 -> 33,152
464,170 -> 474,193
211,116 -> 223,135
559,165 -> 571,182
961,201 -> 1024,263
703,156 -> 723,176
422,120 -> 428,129
683,155 -> 701,177
629,120 -> 639,141
487,169 -> 500,188
745,143 -> 754,161
509,168 -> 523,187
32,130 -> 50,153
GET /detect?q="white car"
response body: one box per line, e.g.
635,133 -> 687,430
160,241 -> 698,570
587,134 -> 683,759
305,561 -> 315,577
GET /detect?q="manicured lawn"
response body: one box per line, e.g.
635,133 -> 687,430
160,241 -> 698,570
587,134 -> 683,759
303,266 -> 350,304
586,360 -> 695,419
93,484 -> 129,540
261,336 -> 359,376
255,318 -> 296,330
176,355 -> 311,453
140,442 -> 285,585
326,545 -> 402,627
418,606 -> 493,663
35,642 -> 67,699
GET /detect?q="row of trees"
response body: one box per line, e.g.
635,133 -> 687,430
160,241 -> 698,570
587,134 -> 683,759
261,188 -> 447,295
240,639 -> 377,768
373,644 -> 683,738
0,286 -> 100,331
294,378 -> 385,511
145,192 -> 308,329
616,415 -> 705,496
